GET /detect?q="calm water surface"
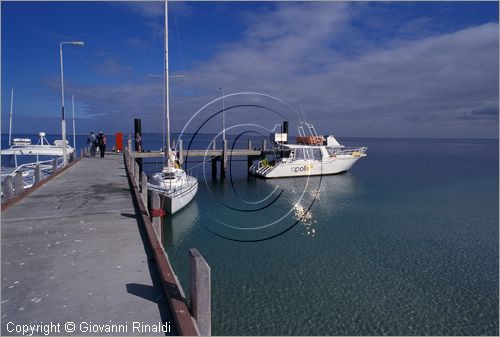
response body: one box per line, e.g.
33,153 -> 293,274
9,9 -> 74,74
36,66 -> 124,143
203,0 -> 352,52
145,136 -> 498,335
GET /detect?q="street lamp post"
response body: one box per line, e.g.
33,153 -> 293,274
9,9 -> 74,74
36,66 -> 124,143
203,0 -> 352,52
60,41 -> 84,166
219,87 -> 225,143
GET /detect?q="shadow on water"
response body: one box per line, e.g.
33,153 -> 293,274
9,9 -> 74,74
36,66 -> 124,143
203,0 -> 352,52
162,201 -> 200,249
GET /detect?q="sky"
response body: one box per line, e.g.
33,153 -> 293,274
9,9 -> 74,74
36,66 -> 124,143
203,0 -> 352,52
1,1 -> 499,139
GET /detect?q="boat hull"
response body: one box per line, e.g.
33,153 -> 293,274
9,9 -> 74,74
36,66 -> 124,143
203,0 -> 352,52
250,155 -> 365,178
148,175 -> 198,214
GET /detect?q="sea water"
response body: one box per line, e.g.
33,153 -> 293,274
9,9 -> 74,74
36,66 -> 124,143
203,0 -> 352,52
3,134 -> 498,335
144,135 -> 499,335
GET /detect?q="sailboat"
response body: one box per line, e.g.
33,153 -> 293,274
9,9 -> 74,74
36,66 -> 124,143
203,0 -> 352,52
147,0 -> 198,214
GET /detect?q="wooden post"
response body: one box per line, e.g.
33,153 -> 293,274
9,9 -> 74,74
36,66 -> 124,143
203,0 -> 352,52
14,172 -> 24,196
247,156 -> 254,171
52,159 -> 58,173
127,136 -> 132,153
34,164 -> 41,184
221,139 -> 227,179
134,161 -> 140,186
178,139 -> 184,165
141,172 -> 148,205
248,139 -> 252,150
151,191 -> 162,241
189,248 -> 211,336
211,157 -> 217,180
212,137 -> 216,151
2,176 -> 14,200
262,139 -> 267,152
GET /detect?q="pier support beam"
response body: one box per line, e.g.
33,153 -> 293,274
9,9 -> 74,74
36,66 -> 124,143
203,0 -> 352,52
52,159 -> 58,173
34,164 -> 41,185
2,176 -> 14,200
190,248 -> 211,336
248,139 -> 252,150
211,157 -> 217,180
134,161 -> 140,186
221,139 -> 227,179
150,191 -> 163,242
13,172 -> 24,197
140,172 -> 148,205
134,118 -> 143,175
247,156 -> 255,171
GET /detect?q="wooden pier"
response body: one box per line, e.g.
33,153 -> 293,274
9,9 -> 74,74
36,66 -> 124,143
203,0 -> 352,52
130,138 -> 266,178
1,154 -> 210,336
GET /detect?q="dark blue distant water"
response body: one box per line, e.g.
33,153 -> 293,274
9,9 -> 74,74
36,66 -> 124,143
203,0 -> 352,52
3,133 -> 498,335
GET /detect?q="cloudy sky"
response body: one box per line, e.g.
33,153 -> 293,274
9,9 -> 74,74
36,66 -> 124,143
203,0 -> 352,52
1,1 -> 498,139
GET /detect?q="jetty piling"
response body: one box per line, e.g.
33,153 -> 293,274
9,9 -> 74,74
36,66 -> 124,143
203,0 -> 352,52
2,176 -> 14,200
34,163 -> 41,184
141,171 -> 148,204
13,172 -> 23,196
189,248 -> 211,336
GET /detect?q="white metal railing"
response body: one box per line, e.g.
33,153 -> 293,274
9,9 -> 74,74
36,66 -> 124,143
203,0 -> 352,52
1,157 -> 64,190
329,146 -> 367,157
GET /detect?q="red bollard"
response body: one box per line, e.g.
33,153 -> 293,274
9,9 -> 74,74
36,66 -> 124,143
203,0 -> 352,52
115,132 -> 123,152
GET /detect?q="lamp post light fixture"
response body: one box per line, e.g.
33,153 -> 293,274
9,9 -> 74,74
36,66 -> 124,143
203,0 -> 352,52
60,41 -> 84,166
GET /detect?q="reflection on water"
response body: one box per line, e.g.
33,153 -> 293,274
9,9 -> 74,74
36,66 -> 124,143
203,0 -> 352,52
162,200 -> 200,248
292,203 -> 317,236
262,173 -> 360,237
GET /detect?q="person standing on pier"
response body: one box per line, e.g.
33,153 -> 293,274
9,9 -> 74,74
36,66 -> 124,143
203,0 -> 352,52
97,131 -> 107,158
87,131 -> 97,157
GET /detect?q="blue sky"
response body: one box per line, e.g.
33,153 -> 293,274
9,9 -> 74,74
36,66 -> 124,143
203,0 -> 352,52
1,1 -> 498,138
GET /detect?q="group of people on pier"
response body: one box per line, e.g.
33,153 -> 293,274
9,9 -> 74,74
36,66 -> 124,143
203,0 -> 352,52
87,131 -> 107,158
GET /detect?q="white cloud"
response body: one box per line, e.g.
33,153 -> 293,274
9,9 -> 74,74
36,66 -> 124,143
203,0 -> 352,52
34,2 -> 497,138
172,3 -> 498,138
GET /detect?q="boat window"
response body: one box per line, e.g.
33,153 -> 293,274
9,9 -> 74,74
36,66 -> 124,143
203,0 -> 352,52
295,148 -> 322,161
163,172 -> 176,179
325,147 -> 338,156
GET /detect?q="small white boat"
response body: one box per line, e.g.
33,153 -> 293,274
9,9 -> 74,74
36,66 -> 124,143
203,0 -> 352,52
1,132 -> 74,192
250,122 -> 367,178
11,138 -> 32,146
1,132 -> 75,159
147,0 -> 198,214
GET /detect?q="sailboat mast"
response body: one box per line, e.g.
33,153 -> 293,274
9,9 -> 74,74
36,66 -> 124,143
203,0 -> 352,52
9,88 -> 14,146
164,0 -> 171,164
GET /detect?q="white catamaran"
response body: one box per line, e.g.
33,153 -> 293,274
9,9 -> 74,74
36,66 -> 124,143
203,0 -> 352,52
250,121 -> 367,178
147,0 -> 198,214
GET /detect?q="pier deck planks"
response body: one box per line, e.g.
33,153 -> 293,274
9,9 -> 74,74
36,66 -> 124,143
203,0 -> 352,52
1,156 -> 176,335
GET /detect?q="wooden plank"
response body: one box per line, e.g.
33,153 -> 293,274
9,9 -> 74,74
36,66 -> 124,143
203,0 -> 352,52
189,249 -> 211,336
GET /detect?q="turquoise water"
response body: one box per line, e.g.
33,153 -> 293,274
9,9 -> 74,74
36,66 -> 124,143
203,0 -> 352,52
3,134 -> 498,335
145,135 -> 498,335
